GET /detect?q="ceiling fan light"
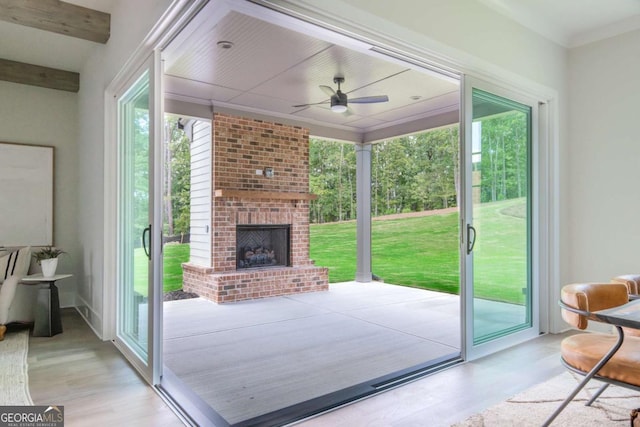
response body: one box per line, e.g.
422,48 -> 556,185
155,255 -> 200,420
331,104 -> 348,113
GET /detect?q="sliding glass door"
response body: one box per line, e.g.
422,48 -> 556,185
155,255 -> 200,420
462,77 -> 539,359
115,53 -> 163,384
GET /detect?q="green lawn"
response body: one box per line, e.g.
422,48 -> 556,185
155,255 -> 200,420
310,214 -> 459,293
310,198 -> 528,304
163,243 -> 190,292
137,198 -> 527,304
134,243 -> 190,295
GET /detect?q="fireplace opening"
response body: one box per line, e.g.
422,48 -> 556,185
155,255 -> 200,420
236,224 -> 291,269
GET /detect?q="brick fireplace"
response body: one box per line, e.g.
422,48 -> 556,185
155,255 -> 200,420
182,112 -> 329,303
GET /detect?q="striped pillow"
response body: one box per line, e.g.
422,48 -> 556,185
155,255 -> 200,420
0,246 -> 31,283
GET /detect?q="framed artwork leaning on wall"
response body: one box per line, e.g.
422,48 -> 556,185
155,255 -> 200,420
0,142 -> 54,246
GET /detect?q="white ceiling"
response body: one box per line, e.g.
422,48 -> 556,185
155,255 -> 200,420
163,10 -> 460,139
0,0 -> 114,72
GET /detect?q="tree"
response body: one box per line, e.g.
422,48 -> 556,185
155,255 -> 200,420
163,116 -> 191,237
477,111 -> 528,203
309,139 -> 356,223
310,124 -> 460,223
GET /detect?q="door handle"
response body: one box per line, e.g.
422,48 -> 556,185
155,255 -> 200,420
467,224 -> 476,254
142,225 -> 151,260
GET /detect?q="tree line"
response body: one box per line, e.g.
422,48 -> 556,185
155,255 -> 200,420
310,126 -> 459,224
309,111 -> 528,224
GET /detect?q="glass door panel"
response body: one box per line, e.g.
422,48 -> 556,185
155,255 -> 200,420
115,56 -> 161,382
118,70 -> 150,357
463,78 -> 538,358
471,88 -> 531,343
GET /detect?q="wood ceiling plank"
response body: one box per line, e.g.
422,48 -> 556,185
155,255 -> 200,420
0,58 -> 79,92
0,0 -> 110,43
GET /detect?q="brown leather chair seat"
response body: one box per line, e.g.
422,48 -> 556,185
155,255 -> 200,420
544,282 -> 639,426
562,333 -> 640,387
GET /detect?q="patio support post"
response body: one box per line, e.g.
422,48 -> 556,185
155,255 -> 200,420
355,143 -> 372,282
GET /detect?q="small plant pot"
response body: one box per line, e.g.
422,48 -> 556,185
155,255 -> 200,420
41,258 -> 58,278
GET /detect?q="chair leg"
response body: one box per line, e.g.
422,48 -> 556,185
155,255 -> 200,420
0,325 -> 5,341
586,383 -> 609,406
542,326 -> 625,427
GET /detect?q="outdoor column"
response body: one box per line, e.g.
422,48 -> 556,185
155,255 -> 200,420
355,143 -> 372,282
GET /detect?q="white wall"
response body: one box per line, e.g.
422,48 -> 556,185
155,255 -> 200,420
0,81 -> 79,307
567,29 -> 640,282
76,0 -> 173,336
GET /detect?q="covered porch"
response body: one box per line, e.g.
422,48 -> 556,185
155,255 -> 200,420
162,280 -> 523,425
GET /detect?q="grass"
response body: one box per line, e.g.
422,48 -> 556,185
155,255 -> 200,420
163,243 -> 190,292
310,198 -> 528,304
133,243 -> 190,296
310,214 -> 459,293
135,198 -> 528,304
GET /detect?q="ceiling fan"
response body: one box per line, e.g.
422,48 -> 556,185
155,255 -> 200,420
293,77 -> 389,113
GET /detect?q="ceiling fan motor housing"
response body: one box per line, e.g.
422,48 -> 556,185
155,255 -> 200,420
331,91 -> 348,108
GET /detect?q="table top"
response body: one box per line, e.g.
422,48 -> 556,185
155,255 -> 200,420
593,299 -> 640,329
22,273 -> 73,283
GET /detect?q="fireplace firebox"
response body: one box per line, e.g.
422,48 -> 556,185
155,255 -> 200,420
236,224 -> 290,269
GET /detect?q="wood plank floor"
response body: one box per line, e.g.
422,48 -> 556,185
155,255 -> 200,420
163,282 -> 462,424
24,306 -> 572,427
26,309 -> 183,427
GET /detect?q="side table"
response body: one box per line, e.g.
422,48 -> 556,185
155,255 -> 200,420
22,273 -> 72,337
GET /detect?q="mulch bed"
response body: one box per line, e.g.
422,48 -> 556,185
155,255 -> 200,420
163,289 -> 199,301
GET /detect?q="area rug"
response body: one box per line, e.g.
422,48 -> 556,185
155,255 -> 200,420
0,330 -> 34,405
453,371 -> 640,426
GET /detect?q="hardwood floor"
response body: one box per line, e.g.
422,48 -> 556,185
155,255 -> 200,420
27,309 -> 183,427
296,332 -> 571,427
25,308 -> 571,427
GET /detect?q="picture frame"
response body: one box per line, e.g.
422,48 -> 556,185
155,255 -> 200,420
0,142 -> 54,246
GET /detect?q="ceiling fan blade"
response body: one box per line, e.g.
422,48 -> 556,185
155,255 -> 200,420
348,95 -> 389,104
319,85 -> 336,97
292,100 -> 329,108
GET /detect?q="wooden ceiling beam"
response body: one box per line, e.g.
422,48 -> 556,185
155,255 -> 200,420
0,58 -> 79,92
0,0 -> 110,43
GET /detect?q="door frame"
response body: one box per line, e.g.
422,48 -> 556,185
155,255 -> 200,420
103,0 -> 561,387
103,0 -> 210,385
110,53 -> 163,384
460,75 -> 543,360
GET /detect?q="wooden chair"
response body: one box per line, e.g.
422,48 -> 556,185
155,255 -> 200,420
543,282 -> 640,426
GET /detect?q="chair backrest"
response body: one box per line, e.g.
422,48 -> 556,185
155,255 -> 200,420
611,274 -> 640,295
561,283 -> 629,330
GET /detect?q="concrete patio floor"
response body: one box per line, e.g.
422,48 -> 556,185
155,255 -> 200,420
163,281 -> 462,424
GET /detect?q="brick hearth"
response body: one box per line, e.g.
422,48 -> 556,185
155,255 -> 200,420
182,112 -> 329,303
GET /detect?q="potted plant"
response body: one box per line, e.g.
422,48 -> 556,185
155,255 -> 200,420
33,246 -> 66,278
